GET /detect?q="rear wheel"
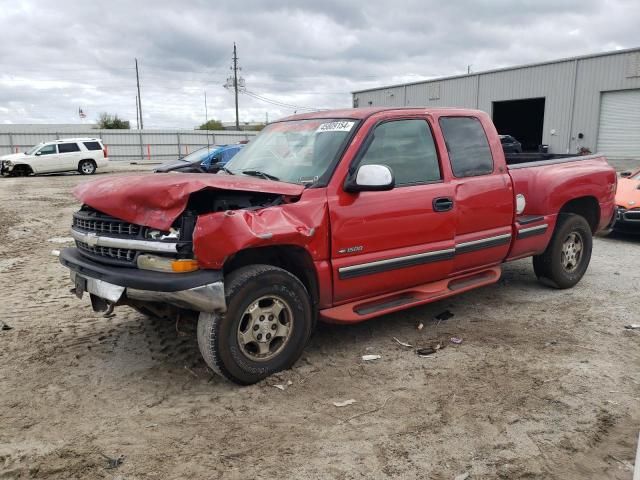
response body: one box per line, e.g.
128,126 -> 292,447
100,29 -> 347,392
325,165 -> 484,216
197,265 -> 313,385
78,159 -> 96,175
533,214 -> 593,289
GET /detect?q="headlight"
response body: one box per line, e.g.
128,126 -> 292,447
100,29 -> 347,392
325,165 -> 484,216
137,254 -> 199,273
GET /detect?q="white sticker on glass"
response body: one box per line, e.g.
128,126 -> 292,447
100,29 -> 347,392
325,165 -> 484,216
316,121 -> 355,133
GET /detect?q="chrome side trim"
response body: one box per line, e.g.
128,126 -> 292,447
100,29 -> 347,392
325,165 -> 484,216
517,223 -> 549,239
338,232 -> 514,279
338,248 -> 455,280
455,233 -> 512,254
71,228 -> 178,253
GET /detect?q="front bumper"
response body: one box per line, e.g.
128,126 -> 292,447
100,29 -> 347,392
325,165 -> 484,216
59,247 -> 226,313
613,206 -> 640,232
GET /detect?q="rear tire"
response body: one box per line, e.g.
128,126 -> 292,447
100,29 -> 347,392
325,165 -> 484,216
533,214 -> 592,289
197,265 -> 313,385
78,159 -> 96,175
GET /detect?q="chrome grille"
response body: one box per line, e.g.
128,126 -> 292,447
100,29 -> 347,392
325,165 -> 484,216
73,216 -> 141,236
76,240 -> 136,263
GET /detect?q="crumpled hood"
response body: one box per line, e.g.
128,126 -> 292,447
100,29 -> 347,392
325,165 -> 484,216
0,153 -> 28,162
73,173 -> 304,230
616,176 -> 640,209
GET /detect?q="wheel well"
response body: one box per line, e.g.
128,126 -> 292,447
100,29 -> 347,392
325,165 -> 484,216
14,164 -> 33,174
559,196 -> 599,232
78,159 -> 96,167
223,246 -> 320,309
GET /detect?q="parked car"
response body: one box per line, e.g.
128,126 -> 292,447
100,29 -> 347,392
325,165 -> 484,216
499,135 -> 522,153
0,138 -> 108,176
57,108 -> 616,384
612,169 -> 640,233
154,144 -> 244,173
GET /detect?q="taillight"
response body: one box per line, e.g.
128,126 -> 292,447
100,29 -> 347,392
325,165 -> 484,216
103,145 -> 108,158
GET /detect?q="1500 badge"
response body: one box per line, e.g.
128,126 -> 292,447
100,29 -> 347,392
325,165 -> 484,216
338,246 -> 364,254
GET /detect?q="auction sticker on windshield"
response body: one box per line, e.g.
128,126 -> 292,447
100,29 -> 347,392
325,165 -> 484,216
317,121 -> 355,133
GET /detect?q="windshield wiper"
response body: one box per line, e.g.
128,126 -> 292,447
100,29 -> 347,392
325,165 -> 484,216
241,169 -> 279,181
220,166 -> 234,175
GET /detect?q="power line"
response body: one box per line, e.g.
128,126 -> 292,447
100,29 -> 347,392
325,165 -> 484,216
242,90 -> 323,112
135,58 -> 143,129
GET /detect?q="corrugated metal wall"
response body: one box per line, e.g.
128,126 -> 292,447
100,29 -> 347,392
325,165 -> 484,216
0,128 -> 257,162
353,49 -> 640,156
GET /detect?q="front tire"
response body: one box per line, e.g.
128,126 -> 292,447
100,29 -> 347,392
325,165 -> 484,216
78,159 -> 96,175
533,214 -> 593,289
197,265 -> 313,385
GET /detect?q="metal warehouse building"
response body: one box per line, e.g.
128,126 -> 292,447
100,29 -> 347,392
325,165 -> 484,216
352,47 -> 640,159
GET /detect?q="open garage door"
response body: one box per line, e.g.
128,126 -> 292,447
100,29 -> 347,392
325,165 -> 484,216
597,90 -> 640,160
492,98 -> 545,152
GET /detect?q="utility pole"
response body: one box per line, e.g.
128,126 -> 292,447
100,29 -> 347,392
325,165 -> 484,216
135,58 -> 144,129
135,95 -> 139,129
233,43 -> 240,129
467,64 -> 472,74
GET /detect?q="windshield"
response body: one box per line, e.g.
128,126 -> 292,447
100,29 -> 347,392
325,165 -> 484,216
25,144 -> 43,155
182,146 -> 219,164
224,119 -> 357,184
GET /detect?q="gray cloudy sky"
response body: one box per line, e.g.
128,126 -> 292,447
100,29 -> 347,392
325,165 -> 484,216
1,0 -> 639,128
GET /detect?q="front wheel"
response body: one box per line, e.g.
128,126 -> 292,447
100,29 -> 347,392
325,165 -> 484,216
197,265 -> 313,385
78,160 -> 96,175
533,214 -> 593,289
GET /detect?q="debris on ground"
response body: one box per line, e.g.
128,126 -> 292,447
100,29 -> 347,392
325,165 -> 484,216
332,399 -> 356,407
416,343 -> 444,357
47,236 -> 74,244
362,354 -> 381,361
450,337 -> 463,344
0,320 -> 13,331
545,340 -> 558,346
273,380 -> 293,391
624,324 -> 640,330
51,249 -> 60,257
145,423 -> 158,428
392,337 -> 413,348
100,453 -> 125,470
417,322 -> 424,331
454,473 -> 470,480
435,310 -> 454,321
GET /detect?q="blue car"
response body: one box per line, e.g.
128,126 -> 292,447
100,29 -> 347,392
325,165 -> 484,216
155,144 -> 244,173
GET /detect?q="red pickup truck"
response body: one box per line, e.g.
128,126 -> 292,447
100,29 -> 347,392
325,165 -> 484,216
59,108 -> 616,384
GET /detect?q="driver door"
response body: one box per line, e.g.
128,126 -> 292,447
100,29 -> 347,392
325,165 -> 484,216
328,117 -> 456,303
30,144 -> 58,173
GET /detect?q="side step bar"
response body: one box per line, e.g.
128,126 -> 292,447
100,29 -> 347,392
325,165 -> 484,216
320,266 -> 501,324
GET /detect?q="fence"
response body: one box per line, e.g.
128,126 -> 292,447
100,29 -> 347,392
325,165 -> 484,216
0,128 -> 258,162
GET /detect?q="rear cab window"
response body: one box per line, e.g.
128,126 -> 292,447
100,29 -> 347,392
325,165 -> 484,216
58,143 -> 81,153
439,117 -> 494,177
357,119 -> 442,186
83,141 -> 103,151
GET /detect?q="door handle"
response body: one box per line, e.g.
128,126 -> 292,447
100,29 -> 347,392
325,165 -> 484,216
433,197 -> 454,212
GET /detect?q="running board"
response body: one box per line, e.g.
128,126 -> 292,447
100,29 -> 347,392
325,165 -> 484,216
320,266 -> 501,324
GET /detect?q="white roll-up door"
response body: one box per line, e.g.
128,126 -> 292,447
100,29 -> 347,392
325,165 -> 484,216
597,89 -> 640,159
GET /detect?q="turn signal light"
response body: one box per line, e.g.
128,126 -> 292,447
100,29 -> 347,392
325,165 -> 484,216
170,259 -> 199,273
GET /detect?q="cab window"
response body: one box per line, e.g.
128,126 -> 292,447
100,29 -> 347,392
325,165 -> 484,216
358,119 -> 441,186
38,144 -> 57,156
439,117 -> 494,177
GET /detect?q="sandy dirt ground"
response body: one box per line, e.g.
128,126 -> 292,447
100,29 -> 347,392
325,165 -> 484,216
0,168 -> 639,479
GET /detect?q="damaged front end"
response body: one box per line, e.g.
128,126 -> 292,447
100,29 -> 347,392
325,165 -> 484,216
58,172 -> 325,316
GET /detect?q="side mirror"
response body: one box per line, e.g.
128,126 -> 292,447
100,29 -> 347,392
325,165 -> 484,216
621,170 -> 633,178
345,164 -> 395,192
35,151 -> 41,156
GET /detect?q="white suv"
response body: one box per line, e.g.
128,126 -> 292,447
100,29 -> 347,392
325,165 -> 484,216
0,138 -> 109,176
